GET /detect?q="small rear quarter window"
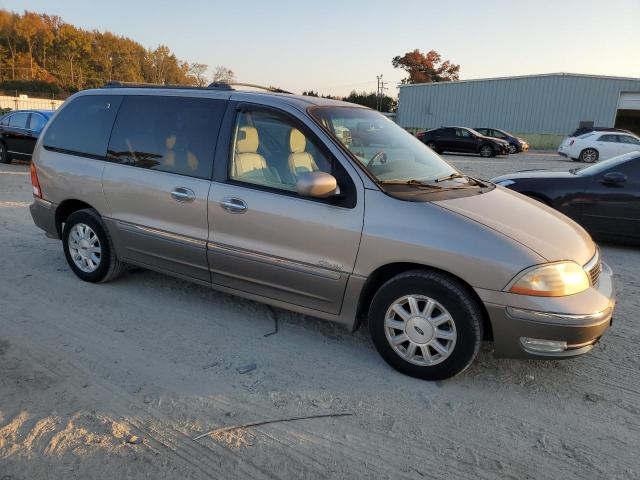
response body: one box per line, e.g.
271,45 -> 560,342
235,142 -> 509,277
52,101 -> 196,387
43,95 -> 123,157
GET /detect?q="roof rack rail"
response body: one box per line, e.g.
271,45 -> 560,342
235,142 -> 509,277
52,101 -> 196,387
208,82 -> 292,94
102,81 -> 291,94
102,81 -> 234,91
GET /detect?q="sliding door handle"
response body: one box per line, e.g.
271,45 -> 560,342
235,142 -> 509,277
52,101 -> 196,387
171,187 -> 196,202
220,197 -> 247,213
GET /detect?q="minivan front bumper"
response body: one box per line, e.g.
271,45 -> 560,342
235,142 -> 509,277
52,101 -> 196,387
476,262 -> 615,359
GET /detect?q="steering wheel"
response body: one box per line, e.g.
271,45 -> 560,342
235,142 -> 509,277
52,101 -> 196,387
367,150 -> 387,168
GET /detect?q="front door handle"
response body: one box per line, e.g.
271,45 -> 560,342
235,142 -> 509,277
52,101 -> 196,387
220,197 -> 247,213
170,187 -> 196,202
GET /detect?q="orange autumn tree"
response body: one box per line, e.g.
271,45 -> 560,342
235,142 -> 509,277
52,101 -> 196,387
392,49 -> 460,84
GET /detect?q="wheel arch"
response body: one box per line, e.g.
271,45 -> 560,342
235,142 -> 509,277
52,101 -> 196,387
353,262 -> 493,340
55,199 -> 96,237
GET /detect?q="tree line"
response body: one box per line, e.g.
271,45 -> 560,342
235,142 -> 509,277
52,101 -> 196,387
0,9 -> 234,94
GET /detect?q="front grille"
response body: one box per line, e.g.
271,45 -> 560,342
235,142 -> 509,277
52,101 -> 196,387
584,251 -> 601,287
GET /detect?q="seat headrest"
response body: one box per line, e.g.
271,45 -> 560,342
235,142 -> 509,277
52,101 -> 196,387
289,128 -> 307,154
237,126 -> 259,153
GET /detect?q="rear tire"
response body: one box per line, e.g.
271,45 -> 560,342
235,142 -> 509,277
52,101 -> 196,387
0,142 -> 9,164
62,209 -> 126,283
368,270 -> 483,381
579,148 -> 599,163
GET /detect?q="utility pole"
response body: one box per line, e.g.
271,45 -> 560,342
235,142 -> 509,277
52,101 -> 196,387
379,79 -> 388,112
376,75 -> 382,111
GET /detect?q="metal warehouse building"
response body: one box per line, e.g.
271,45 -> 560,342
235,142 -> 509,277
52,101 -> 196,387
396,73 -> 640,149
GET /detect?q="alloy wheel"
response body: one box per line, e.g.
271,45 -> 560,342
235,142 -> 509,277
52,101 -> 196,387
509,144 -> 517,154
68,223 -> 102,273
480,145 -> 493,157
384,295 -> 457,366
581,148 -> 598,163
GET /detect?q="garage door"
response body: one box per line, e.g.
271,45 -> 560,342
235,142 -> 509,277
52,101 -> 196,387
615,92 -> 640,136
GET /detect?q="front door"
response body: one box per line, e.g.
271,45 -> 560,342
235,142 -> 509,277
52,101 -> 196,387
454,128 -> 477,153
102,95 -> 227,282
207,104 -> 364,314
580,157 -> 640,240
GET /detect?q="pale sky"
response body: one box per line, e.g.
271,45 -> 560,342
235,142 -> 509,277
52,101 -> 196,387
3,0 -> 640,97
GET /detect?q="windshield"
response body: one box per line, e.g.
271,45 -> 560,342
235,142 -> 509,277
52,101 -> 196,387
309,106 -> 457,183
574,151 -> 640,176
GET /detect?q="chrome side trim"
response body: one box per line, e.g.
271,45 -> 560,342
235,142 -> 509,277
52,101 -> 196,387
207,241 -> 343,280
506,306 -> 612,326
115,220 -> 207,247
7,150 -> 31,156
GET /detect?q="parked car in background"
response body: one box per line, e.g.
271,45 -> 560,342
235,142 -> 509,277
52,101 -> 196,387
30,85 -> 614,381
557,127 -> 633,161
558,130 -> 640,163
0,110 -> 54,163
492,152 -> 640,243
474,127 -> 529,154
420,126 -> 510,157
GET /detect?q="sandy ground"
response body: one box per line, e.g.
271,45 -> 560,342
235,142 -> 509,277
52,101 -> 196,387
1,152 -> 639,479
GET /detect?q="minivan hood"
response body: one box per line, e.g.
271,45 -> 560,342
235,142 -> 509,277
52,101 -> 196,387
434,187 -> 595,265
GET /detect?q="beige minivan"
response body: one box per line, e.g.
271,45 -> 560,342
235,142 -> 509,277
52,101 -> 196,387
30,84 -> 615,380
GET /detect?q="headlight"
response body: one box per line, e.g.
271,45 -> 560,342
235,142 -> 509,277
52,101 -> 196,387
497,179 -> 515,186
507,262 -> 590,296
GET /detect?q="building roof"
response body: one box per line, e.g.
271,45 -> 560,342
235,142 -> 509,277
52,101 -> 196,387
398,72 -> 640,89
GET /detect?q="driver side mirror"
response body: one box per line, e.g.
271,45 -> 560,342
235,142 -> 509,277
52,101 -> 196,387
296,171 -> 339,198
601,172 -> 627,185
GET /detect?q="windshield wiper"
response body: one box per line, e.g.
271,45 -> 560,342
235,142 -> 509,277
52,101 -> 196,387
379,179 -> 445,188
435,172 -> 465,183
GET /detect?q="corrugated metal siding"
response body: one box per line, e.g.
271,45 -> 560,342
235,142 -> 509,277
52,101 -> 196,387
397,74 -> 640,135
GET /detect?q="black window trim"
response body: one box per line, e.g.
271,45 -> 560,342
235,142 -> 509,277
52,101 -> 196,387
219,101 -> 357,209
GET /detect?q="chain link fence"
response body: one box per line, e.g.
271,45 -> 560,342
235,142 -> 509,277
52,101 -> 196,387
0,90 -> 67,113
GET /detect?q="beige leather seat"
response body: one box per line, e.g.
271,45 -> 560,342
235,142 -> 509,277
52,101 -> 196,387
233,126 -> 267,176
288,128 -> 318,177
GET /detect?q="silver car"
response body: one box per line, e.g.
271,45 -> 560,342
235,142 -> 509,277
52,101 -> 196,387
29,85 -> 615,380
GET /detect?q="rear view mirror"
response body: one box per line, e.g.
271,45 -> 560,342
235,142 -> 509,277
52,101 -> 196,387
602,172 -> 627,184
296,171 -> 338,198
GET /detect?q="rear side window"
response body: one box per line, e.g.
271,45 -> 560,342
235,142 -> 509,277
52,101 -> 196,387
1,115 -> 10,126
29,113 -> 47,132
43,95 -> 123,157
107,96 -> 226,179
9,112 -> 29,128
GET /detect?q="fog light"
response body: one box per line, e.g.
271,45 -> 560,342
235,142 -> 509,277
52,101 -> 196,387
520,337 -> 567,353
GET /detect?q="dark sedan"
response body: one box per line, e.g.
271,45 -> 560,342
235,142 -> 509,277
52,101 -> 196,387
492,152 -> 640,243
474,127 -> 529,154
420,126 -> 510,157
0,110 -> 54,164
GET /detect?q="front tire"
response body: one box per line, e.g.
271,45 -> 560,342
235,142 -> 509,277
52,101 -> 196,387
426,141 -> 440,153
508,144 -> 518,154
579,148 -> 599,163
62,209 -> 126,283
479,144 -> 495,158
0,142 -> 9,164
368,270 -> 483,381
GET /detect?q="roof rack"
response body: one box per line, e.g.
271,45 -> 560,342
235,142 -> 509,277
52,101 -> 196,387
102,81 -> 233,91
212,82 -> 292,94
103,81 -> 291,94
